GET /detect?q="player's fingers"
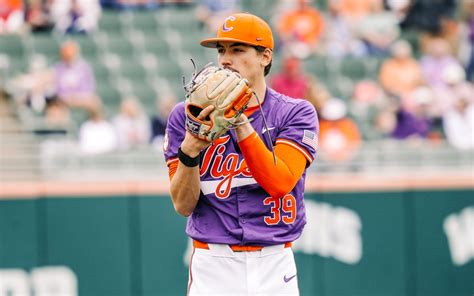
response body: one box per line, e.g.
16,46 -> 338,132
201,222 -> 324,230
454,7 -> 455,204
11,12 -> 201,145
197,105 -> 215,121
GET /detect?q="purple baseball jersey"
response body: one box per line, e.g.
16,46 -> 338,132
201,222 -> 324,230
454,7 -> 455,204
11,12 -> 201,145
164,88 -> 318,246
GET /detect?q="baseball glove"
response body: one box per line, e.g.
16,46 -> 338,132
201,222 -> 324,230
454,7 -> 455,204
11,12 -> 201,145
183,63 -> 253,142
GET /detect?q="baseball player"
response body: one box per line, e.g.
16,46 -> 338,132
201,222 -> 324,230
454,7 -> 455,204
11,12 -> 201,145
164,13 -> 318,296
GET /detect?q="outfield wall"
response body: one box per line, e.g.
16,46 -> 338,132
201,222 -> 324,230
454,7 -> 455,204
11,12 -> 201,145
0,181 -> 473,296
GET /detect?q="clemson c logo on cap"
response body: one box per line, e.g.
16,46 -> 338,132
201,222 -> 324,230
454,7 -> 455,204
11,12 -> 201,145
222,16 -> 236,32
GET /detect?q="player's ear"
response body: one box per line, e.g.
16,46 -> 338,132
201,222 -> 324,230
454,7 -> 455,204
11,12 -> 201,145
260,48 -> 272,67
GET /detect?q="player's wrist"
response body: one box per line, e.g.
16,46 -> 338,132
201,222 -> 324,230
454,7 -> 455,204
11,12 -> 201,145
182,132 -> 210,156
235,120 -> 254,141
179,140 -> 201,158
178,146 -> 200,167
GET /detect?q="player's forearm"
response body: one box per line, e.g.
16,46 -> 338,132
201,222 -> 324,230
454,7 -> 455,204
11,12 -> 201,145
169,136 -> 206,217
238,131 -> 305,198
169,164 -> 201,217
235,121 -> 298,197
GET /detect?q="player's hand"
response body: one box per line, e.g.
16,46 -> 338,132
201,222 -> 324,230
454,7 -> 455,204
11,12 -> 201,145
184,64 -> 252,142
181,105 -> 215,157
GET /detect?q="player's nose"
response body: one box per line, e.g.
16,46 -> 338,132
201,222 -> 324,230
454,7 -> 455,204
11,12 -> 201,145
219,53 -> 232,68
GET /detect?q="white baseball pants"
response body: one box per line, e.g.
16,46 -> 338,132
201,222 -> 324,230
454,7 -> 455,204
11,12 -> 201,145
187,243 -> 299,296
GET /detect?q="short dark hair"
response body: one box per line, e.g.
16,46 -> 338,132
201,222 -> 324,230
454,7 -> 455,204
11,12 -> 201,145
254,46 -> 272,76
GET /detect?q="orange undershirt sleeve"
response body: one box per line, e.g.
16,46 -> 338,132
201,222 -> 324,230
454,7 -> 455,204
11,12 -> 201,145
168,160 -> 178,181
238,131 -> 307,198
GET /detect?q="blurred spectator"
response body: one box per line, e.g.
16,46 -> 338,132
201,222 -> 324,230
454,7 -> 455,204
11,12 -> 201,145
161,0 -> 193,6
337,0 -> 380,23
432,63 -> 473,118
385,0 -> 411,22
349,79 -> 394,139
356,0 -> 400,56
400,0 -> 456,35
319,0 -> 365,58
44,97 -> 71,127
112,0 -> 159,9
110,0 -> 193,10
270,55 -> 329,110
276,0 -> 324,59
270,55 -> 311,99
319,98 -> 361,162
469,10 -> 474,82
195,0 -> 240,33
373,108 -> 397,139
442,93 -> 474,150
50,0 -> 101,34
420,37 -> 464,89
112,96 -> 151,150
34,97 -> 73,135
391,86 -> 434,140
150,93 -> 176,150
0,0 -> 24,34
25,0 -> 53,33
79,103 -> 118,154
9,54 -> 55,113
54,40 -> 98,110
306,77 -> 332,112
461,0 -> 474,81
379,39 -> 424,97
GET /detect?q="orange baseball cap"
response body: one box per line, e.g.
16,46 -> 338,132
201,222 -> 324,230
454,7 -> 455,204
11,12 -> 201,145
200,13 -> 274,50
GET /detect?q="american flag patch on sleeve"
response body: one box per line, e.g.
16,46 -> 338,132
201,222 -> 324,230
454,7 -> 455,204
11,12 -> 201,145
302,130 -> 318,150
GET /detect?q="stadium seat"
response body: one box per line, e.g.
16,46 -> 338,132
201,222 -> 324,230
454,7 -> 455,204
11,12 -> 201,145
89,57 -> 110,80
0,34 -> 25,59
31,34 -> 59,59
241,0 -> 274,21
99,10 -> 124,32
96,79 -> 121,115
5,55 -> 29,76
169,80 -> 186,99
303,55 -> 329,79
119,58 -> 147,81
178,31 -> 204,53
157,6 -> 200,32
130,11 -> 158,32
340,58 -> 366,80
270,53 -> 283,73
155,57 -> 182,79
315,0 -> 328,10
105,32 -> 135,56
322,76 -> 354,100
363,57 -> 384,79
131,81 -> 157,112
400,29 -> 420,57
71,35 -> 99,59
144,35 -> 170,57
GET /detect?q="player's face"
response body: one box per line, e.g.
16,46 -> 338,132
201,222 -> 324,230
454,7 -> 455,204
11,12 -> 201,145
216,42 -> 264,86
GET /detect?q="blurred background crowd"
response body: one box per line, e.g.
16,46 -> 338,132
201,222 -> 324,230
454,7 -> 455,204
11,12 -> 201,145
0,0 -> 472,177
